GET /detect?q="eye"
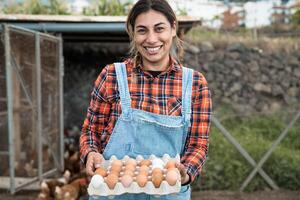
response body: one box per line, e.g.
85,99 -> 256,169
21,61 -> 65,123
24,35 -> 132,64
156,27 -> 164,32
136,29 -> 146,34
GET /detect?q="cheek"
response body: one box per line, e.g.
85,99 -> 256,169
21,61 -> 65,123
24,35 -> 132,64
134,35 -> 145,46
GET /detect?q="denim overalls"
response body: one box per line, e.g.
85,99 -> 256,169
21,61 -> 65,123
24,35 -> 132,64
90,62 -> 194,200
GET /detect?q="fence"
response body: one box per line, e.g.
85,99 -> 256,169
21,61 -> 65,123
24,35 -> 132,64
0,24 -> 64,194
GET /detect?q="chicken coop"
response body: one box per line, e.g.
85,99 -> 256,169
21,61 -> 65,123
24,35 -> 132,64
0,24 -> 64,194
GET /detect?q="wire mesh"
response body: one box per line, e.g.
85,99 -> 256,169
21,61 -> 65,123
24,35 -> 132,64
0,25 -> 63,193
9,28 -> 37,178
0,27 -> 9,177
40,36 -> 62,174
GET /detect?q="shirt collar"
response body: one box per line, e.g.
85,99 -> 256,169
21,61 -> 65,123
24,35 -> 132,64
128,55 -> 181,73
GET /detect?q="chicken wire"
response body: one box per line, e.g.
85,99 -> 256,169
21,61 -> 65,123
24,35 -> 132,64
0,24 -> 64,194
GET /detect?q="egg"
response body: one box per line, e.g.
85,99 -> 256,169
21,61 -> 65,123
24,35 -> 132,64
139,165 -> 149,175
111,160 -> 123,168
125,158 -> 137,167
110,164 -> 122,173
95,167 -> 107,177
166,169 -> 180,186
151,164 -> 164,170
151,168 -> 163,175
165,160 -> 176,169
152,158 -> 164,167
139,159 -> 151,166
136,174 -> 148,187
109,168 -> 121,177
105,173 -> 119,189
125,163 -> 136,172
151,172 -> 163,188
123,170 -> 134,177
120,174 -> 133,188
91,174 -> 104,189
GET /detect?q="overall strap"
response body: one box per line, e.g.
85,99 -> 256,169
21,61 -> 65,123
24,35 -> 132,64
114,62 -> 131,118
182,67 -> 194,126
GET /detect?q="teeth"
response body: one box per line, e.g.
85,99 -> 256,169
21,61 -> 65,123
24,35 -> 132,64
146,46 -> 161,53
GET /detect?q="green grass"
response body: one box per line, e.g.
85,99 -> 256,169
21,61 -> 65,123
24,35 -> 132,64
192,108 -> 300,191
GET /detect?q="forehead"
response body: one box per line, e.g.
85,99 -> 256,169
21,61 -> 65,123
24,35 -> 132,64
135,10 -> 170,27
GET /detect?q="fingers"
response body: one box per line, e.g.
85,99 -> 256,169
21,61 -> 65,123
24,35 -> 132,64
175,163 -> 189,184
85,152 -> 103,176
94,153 -> 103,169
86,156 -> 95,176
175,163 -> 187,176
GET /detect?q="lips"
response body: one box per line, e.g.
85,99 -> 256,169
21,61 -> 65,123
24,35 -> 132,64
144,45 -> 163,54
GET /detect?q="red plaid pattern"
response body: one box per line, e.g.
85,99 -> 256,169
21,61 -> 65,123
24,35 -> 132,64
80,57 -> 212,182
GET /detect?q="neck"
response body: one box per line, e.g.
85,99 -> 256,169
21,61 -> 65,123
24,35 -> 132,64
142,56 -> 170,71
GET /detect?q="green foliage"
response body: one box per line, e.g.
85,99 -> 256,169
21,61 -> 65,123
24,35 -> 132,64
83,0 -> 132,16
2,0 -> 69,15
177,7 -> 188,16
193,108 -> 300,191
291,9 -> 300,26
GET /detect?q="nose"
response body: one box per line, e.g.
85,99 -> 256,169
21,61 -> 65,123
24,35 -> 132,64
146,30 -> 158,44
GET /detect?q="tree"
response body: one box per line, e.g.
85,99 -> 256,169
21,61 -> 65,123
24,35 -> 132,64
291,9 -> 300,26
2,0 -> 69,15
83,0 -> 132,16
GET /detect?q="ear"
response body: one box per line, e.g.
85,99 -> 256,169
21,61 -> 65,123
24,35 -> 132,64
171,21 -> 177,37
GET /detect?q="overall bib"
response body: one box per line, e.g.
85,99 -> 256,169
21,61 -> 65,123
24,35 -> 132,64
90,62 -> 194,200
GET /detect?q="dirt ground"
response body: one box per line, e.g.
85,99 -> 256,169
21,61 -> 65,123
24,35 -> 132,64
1,189 -> 300,200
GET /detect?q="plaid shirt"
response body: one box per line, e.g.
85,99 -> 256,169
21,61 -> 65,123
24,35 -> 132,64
80,57 -> 212,182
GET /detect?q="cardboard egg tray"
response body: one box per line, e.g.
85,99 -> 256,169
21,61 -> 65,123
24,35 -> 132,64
88,154 -> 181,197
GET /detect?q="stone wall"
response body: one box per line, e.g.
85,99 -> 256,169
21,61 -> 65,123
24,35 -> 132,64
183,40 -> 300,114
63,40 -> 300,127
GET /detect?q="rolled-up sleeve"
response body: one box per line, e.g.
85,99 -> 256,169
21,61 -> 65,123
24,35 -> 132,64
181,72 -> 212,182
79,66 -> 112,164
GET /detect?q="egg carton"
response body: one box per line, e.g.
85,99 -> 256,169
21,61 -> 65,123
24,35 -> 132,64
88,154 -> 181,197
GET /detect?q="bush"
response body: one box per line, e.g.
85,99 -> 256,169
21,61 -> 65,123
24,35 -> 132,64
2,0 -> 69,15
192,108 -> 300,191
83,0 -> 132,16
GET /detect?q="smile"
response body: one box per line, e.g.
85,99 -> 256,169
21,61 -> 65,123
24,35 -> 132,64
144,45 -> 163,54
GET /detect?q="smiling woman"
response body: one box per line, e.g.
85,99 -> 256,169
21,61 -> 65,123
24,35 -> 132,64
133,10 -> 176,71
79,0 -> 212,199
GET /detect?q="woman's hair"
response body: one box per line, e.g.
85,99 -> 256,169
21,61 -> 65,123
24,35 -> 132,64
126,0 -> 184,63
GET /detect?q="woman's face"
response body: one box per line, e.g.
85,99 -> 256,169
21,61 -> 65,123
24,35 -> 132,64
134,10 -> 176,71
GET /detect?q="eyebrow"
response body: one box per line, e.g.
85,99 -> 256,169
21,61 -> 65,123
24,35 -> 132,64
135,22 -> 167,29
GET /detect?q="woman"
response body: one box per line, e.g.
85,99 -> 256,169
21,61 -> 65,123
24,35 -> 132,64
80,0 -> 212,199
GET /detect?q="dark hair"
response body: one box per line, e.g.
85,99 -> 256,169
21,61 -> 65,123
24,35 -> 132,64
126,0 -> 184,62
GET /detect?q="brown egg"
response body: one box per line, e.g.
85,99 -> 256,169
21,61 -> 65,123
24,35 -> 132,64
125,163 -> 136,172
111,160 -> 123,168
152,168 -> 163,175
139,159 -> 151,166
123,170 -> 134,177
109,169 -> 120,177
110,164 -> 122,173
125,158 -> 137,167
139,165 -> 149,173
105,173 -> 119,189
136,174 -> 148,187
165,160 -> 176,169
152,172 -> 163,188
120,174 -> 133,188
95,167 -> 107,177
166,169 -> 180,186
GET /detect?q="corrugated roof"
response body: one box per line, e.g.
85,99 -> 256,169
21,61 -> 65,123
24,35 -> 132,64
0,14 -> 200,42
0,14 -> 199,23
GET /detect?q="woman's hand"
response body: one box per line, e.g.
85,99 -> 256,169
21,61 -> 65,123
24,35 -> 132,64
86,152 -> 104,176
175,163 -> 190,185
